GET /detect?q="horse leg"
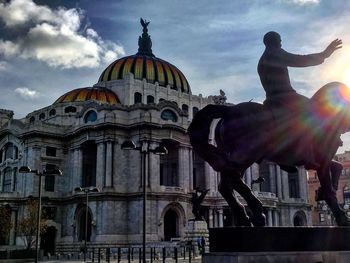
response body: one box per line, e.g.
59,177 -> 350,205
317,165 -> 350,226
231,176 -> 266,226
218,172 -> 252,226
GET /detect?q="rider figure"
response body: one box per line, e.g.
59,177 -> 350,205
258,31 -> 342,168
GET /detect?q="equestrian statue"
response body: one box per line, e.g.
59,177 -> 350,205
188,31 -> 350,226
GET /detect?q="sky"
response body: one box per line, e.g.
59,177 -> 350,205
1,0 -> 350,152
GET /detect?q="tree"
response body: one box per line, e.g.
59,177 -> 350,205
18,199 -> 47,250
0,206 -> 12,245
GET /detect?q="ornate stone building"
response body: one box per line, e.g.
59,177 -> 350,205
308,151 -> 350,226
0,21 -> 311,254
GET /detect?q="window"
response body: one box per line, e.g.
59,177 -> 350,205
160,140 -> 179,187
134,92 -> 142,104
319,213 -> 325,222
49,109 -> 56,116
161,109 -> 178,122
288,171 -> 300,198
12,168 -> 16,192
344,186 -> 350,204
84,110 -> 97,123
147,95 -> 155,104
29,116 -> 35,123
39,113 -> 45,120
46,146 -> 57,157
64,106 -> 77,113
2,168 -> 12,192
193,107 -> 199,117
82,141 -> 97,187
181,104 -> 189,114
44,164 -> 57,192
42,207 -> 56,220
4,143 -> 18,160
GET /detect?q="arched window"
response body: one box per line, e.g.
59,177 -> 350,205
65,106 -> 77,113
84,110 -> 97,123
164,209 -> 178,241
344,186 -> 350,204
29,116 -> 35,123
4,143 -> 18,160
49,109 -> 56,116
134,92 -> 142,104
82,141 -> 97,187
193,107 -> 199,117
2,167 -> 12,192
181,104 -> 189,114
161,109 -> 178,122
147,95 -> 155,104
39,113 -> 45,120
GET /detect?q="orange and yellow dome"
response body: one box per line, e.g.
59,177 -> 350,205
54,87 -> 120,105
98,55 -> 190,93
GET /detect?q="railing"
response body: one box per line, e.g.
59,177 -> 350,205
54,244 -> 201,262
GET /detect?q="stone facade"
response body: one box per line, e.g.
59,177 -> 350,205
308,151 -> 350,226
0,23 -> 311,254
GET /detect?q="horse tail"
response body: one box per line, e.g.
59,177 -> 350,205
187,104 -> 229,171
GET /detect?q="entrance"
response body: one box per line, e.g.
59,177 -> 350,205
78,208 -> 92,242
164,209 -> 178,241
40,226 -> 56,256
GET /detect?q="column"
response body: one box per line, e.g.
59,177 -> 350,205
208,209 -> 214,228
273,210 -> 279,226
73,148 -> 82,188
267,209 -> 273,227
148,142 -> 159,191
189,148 -> 193,191
298,168 -> 307,201
218,209 -> 224,227
276,166 -> 282,199
204,163 -> 211,190
96,142 -> 105,188
281,170 -> 289,200
269,163 -> 276,194
178,146 -> 186,188
105,141 -> 113,188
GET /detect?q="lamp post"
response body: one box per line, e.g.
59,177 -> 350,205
19,166 -> 62,263
121,140 -> 167,263
74,186 -> 99,262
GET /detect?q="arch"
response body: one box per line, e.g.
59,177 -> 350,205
49,109 -> 56,116
161,203 -> 186,241
134,92 -> 142,104
293,211 -> 307,226
181,104 -> 189,114
75,205 -> 93,242
161,109 -> 178,122
84,110 -> 97,123
40,226 -> 57,256
39,113 -> 45,120
147,95 -> 155,104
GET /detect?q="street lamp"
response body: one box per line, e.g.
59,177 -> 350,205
121,140 -> 167,263
19,166 -> 62,263
74,186 -> 99,262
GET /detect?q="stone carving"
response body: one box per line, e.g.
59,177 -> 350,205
212,90 -> 227,105
137,18 -> 154,57
191,188 -> 209,221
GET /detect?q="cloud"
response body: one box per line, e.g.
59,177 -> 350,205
14,87 -> 40,100
0,0 -> 125,68
284,0 -> 320,5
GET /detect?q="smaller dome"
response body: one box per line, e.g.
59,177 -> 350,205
54,87 -> 120,105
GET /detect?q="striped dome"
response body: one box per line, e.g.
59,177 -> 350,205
54,87 -> 120,105
98,55 -> 191,93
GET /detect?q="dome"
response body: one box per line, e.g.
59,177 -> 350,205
97,18 -> 190,93
54,87 -> 120,105
98,55 -> 190,93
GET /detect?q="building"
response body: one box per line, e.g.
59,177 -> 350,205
0,20 -> 311,254
308,151 -> 350,226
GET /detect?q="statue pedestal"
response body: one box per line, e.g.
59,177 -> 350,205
203,227 -> 350,263
185,220 -> 209,256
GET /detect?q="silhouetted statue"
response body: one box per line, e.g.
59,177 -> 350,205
188,32 -> 350,227
191,188 -> 209,221
137,18 -> 154,57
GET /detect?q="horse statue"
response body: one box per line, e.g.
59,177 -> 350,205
188,82 -> 350,226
